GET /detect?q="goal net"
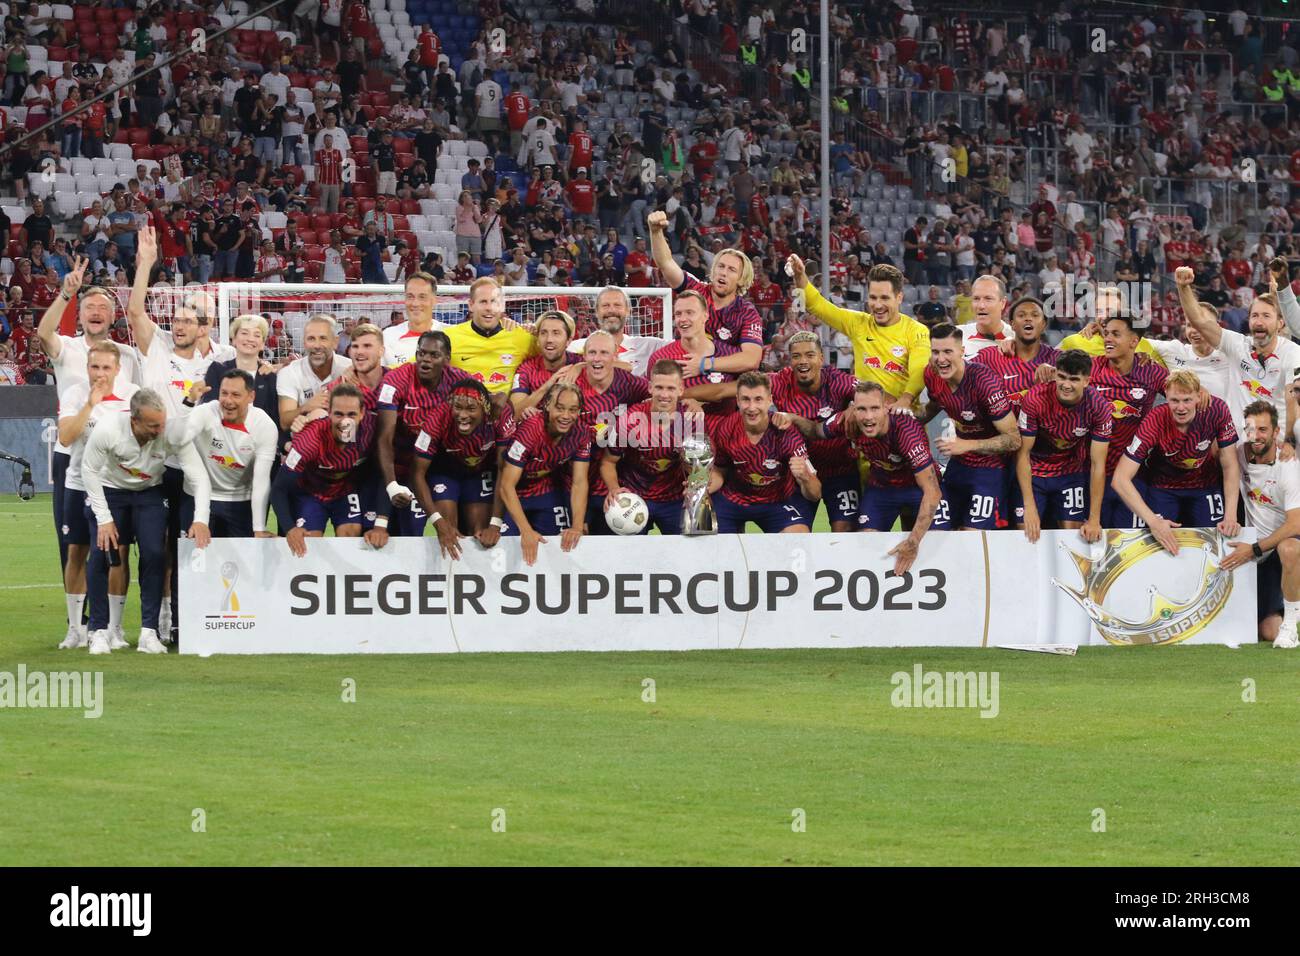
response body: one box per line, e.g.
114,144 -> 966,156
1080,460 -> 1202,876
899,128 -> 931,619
97,283 -> 674,363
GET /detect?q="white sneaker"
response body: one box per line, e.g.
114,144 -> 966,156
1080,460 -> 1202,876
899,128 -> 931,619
59,625 -> 87,650
1275,616 -> 1299,648
88,630 -> 112,655
107,626 -> 129,650
137,628 -> 168,654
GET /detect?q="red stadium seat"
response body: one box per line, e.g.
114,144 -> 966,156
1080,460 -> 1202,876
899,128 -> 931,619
47,47 -> 68,62
352,184 -> 373,199
305,244 -> 325,261
289,213 -> 310,230
397,230 -> 417,248
297,228 -> 317,244
400,200 -> 419,215
311,214 -> 333,231
370,93 -> 391,110
357,198 -> 376,214
395,154 -> 415,171
305,262 -> 322,281
132,145 -> 155,160
114,8 -> 132,23
349,136 -> 368,154
7,239 -> 24,258
128,129 -> 150,145
94,8 -> 114,23
112,129 -> 129,144
10,224 -> 21,240
392,137 -> 413,154
81,36 -> 101,55
344,262 -> 361,281
391,215 -> 408,230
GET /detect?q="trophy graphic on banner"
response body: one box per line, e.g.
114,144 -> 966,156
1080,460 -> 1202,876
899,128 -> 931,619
681,435 -> 717,536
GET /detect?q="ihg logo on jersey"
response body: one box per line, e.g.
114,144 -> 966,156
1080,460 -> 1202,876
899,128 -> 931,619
190,549 -> 258,632
1053,529 -> 1233,645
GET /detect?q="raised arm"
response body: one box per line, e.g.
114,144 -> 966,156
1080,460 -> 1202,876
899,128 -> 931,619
37,258 -> 90,359
647,210 -> 684,289
1268,257 -> 1300,339
127,223 -> 160,355
1175,265 -> 1221,350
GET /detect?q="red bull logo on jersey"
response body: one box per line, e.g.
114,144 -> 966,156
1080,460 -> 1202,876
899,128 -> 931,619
882,361 -> 906,374
170,379 -> 196,395
117,463 -> 155,481
1177,457 -> 1206,470
489,372 -> 510,385
209,454 -> 245,470
1110,400 -> 1141,419
652,458 -> 674,472
1242,379 -> 1273,399
1248,487 -> 1276,505
863,356 -> 883,369
746,472 -> 778,486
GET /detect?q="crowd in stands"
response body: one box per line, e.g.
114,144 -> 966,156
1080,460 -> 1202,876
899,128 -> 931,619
1,0 -> 1299,386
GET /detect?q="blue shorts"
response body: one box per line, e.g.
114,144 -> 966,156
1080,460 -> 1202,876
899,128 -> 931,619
298,491 -> 367,533
1029,472 -> 1089,524
644,498 -> 683,535
502,490 -> 571,536
179,497 -> 255,538
587,494 -> 612,535
935,459 -> 1003,530
859,484 -> 923,531
714,492 -> 810,533
1102,477 -> 1149,529
1146,484 -> 1224,527
793,471 -> 860,527
1258,551 -> 1286,622
428,468 -> 496,505
62,488 -> 92,545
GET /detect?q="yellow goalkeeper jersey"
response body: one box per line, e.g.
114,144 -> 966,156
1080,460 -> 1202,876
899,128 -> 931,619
446,321 -> 539,394
803,283 -> 930,401
1057,331 -> 1166,367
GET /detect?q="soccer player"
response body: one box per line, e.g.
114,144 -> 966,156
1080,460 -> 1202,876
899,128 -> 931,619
1057,284 -> 1165,365
1112,370 -> 1240,555
272,384 -> 385,556
977,297 -> 1061,414
1221,400 -> 1300,646
649,210 -> 763,372
1176,265 -> 1300,435
573,330 -> 651,532
769,331 -> 858,531
376,330 -> 471,535
787,253 -> 929,409
410,379 -> 504,559
81,389 -> 211,654
1147,317 -> 1231,401
601,360 -> 697,535
508,309 -> 583,423
446,276 -> 538,395
129,225 -> 220,641
56,343 -> 138,649
648,290 -> 739,416
173,369 -> 278,538
383,272 -> 447,368
921,324 -> 1021,529
276,314 -> 353,429
36,259 -> 140,579
706,371 -> 821,533
1015,349 -> 1112,543
499,382 -> 592,565
292,322 -> 388,432
793,381 -> 941,571
568,286 -> 669,376
958,275 -> 1015,360
1090,314 -> 1170,528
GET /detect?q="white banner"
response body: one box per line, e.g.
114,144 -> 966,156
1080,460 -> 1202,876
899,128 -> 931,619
179,528 -> 1256,654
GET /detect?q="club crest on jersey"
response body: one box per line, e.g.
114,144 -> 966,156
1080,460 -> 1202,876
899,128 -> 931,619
499,354 -> 514,364
707,372 -> 724,383
1073,427 -> 1088,436
1131,388 -> 1146,400
818,406 -> 833,418
1196,440 -> 1211,451
960,411 -> 975,421
762,458 -> 779,470
717,328 -> 732,340
891,346 -> 906,357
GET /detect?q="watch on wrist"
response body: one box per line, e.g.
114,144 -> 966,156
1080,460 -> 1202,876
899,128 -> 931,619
1252,542 -> 1264,559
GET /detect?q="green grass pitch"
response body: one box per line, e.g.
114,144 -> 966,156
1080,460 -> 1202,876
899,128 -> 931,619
1,492 -> 1297,866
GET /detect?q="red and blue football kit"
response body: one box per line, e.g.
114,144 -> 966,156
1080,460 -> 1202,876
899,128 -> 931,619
272,415 -> 378,532
502,411 -> 594,534
1090,354 -> 1168,528
707,411 -> 814,533
1017,382 -> 1112,523
413,402 -> 499,505
770,365 -> 859,526
826,411 -> 935,531
604,399 -> 693,535
676,272 -> 764,348
924,362 -> 1013,529
1123,396 -> 1237,526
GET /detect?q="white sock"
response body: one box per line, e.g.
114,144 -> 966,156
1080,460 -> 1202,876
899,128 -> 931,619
1285,600 -> 1300,619
66,593 -> 85,630
109,595 -> 126,630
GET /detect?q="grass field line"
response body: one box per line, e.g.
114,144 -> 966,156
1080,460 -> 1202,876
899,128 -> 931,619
0,583 -> 61,590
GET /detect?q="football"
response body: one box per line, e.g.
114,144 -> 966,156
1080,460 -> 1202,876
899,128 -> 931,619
605,491 -> 650,536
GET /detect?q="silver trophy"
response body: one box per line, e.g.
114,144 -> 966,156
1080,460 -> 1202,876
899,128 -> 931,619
681,435 -> 717,536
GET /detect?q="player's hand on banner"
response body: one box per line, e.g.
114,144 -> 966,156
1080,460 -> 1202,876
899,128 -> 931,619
888,405 -> 915,418
560,526 -> 583,553
1079,517 -> 1102,544
1216,515 -> 1241,538
520,528 -> 546,566
436,520 -> 464,560
254,531 -> 274,538
886,536 -> 919,575
187,382 -> 211,404
1149,516 -> 1181,555
475,525 -> 501,549
1034,363 -> 1056,384
97,521 -> 119,553
286,527 -> 308,557
364,526 -> 389,549
1220,540 -> 1256,572
387,481 -> 414,508
187,521 -> 211,549
1022,507 -> 1042,544
681,398 -> 705,422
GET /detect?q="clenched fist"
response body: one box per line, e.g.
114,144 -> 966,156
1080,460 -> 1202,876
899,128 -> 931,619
647,210 -> 668,233
1174,266 -> 1195,287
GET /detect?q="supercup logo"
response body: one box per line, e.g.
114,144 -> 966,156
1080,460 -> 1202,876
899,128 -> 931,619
220,561 -> 240,612
1052,529 -> 1234,646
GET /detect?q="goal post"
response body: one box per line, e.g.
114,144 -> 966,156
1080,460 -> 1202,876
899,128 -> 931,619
103,283 -> 675,360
